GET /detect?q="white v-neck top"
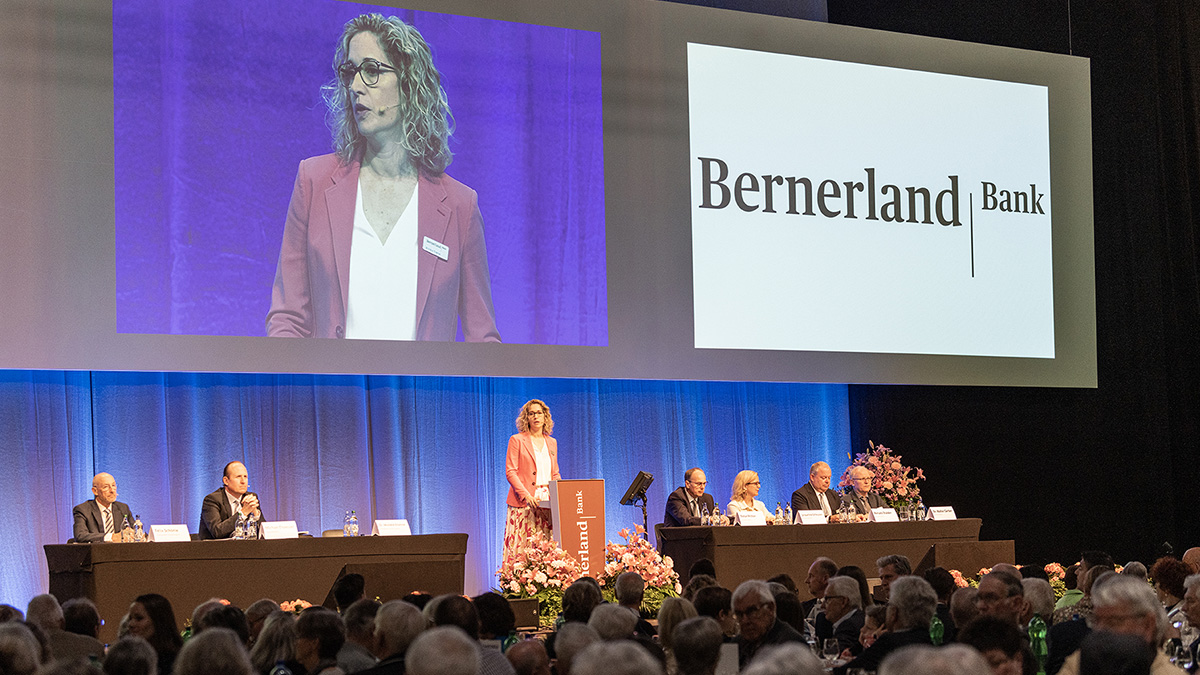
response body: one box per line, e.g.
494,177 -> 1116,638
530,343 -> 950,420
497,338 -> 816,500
345,179 -> 419,340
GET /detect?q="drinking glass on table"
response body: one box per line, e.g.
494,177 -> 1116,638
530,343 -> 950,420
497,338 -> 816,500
823,638 -> 840,663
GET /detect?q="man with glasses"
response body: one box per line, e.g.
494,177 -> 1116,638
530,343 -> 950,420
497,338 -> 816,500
1055,574 -> 1181,675
975,571 -> 1027,627
733,579 -> 804,669
664,468 -> 724,526
816,576 -> 866,655
843,465 -> 884,516
790,461 -> 842,520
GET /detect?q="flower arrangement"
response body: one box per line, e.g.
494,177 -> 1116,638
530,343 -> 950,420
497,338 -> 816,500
497,529 -> 582,628
280,599 -> 313,614
949,562 -> 1111,602
599,525 -> 682,616
840,441 -> 925,508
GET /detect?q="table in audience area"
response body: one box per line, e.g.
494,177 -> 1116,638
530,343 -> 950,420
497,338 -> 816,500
658,518 -> 1012,589
45,534 -> 467,643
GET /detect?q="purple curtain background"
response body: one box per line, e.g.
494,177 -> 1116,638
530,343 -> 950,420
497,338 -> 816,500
114,0 -> 607,345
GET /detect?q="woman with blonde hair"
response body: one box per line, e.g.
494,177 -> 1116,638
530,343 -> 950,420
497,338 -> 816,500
726,470 -> 775,523
657,597 -> 698,675
502,399 -> 561,567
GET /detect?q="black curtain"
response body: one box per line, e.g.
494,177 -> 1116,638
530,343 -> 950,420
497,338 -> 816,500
827,0 -> 1200,564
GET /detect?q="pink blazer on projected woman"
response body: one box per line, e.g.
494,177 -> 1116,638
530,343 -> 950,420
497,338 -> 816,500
505,432 -> 561,508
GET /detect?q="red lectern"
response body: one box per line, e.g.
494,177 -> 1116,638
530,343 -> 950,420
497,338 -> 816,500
546,479 -> 606,577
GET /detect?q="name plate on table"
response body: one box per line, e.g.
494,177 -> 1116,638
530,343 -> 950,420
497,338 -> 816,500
795,510 -> 828,525
870,508 -> 900,522
262,521 -> 299,539
148,524 -> 190,542
735,510 -> 767,526
927,506 -> 957,521
372,519 -> 411,536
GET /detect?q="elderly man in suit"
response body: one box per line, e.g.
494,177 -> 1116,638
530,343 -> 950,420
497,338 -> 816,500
199,461 -> 265,539
791,461 -> 842,520
71,472 -> 135,542
664,468 -> 725,526
843,465 -> 884,516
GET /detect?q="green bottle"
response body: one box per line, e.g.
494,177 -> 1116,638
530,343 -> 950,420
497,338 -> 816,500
1028,614 -> 1048,675
929,615 -> 944,646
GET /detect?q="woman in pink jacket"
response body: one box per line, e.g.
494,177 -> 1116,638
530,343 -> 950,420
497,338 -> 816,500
503,399 -> 561,566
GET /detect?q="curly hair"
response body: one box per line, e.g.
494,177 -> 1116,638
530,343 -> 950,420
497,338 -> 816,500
730,470 -> 760,503
515,399 -> 554,435
324,13 -> 453,175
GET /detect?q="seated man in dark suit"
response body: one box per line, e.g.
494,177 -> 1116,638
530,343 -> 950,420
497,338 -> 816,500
71,472 -> 135,542
790,461 -> 842,520
733,579 -> 805,669
199,461 -> 265,539
816,576 -> 867,655
835,576 -> 937,674
664,468 -> 725,526
843,465 -> 884,516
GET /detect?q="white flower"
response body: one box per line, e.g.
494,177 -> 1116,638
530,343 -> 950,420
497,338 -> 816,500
509,580 -> 520,593
534,571 -> 548,584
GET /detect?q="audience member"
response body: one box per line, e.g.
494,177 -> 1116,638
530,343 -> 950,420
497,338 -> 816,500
1182,548 -> 1200,574
174,627 -> 254,675
506,639 -> 550,675
473,593 -> 517,644
616,573 -> 656,637
688,559 -> 717,581
672,617 -> 723,675
38,656 -> 101,675
402,594 -> 434,612
334,575 -> 367,614
681,575 -> 718,603
875,555 -> 912,603
103,636 -> 158,675
405,626 -> 477,675
338,599 -> 381,674
0,605 -> 25,623
957,615 -> 1031,675
878,644 -> 991,675
25,594 -> 105,662
1052,565 -> 1114,626
22,621 -> 51,666
951,587 -> 981,631
771,591 -> 804,635
190,598 -> 228,631
433,594 -> 515,675
248,611 -> 301,675
975,571 -> 1026,626
1151,557 -> 1191,627
835,566 -> 874,608
296,607 -> 347,675
1056,564 -> 1083,611
1122,561 -> 1149,581
125,594 -> 182,675
656,597 -> 698,674
552,624 -> 600,675
357,600 -> 426,675
0,622 -> 42,675
1181,575 -> 1200,667
1077,631 -> 1156,675
572,641 -> 663,675
802,558 -> 838,618
1056,573 -> 1172,675
922,567 -> 959,641
197,605 -> 252,646
61,598 -> 102,639
245,599 -> 281,646
740,643 -> 822,675
767,574 -> 798,595
733,580 -> 804,669
815,576 -> 865,655
588,604 -> 636,641
562,581 -> 602,625
836,576 -> 936,674
692,586 -> 737,638
859,605 -> 888,652
1022,578 -> 1056,624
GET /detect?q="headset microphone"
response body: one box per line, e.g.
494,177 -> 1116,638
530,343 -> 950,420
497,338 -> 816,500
375,103 -> 400,115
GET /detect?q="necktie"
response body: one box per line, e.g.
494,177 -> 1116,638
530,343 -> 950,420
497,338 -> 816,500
103,509 -> 113,535
690,499 -> 699,517
818,492 -> 830,517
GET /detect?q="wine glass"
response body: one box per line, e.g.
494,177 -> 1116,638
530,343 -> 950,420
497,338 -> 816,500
823,638 -> 840,663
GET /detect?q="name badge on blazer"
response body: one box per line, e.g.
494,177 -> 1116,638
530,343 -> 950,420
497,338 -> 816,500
422,236 -> 449,261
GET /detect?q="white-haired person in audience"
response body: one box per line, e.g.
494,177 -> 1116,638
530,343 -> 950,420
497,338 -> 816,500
835,576 -> 937,675
406,626 -> 478,675
26,593 -> 105,663
103,636 -> 158,675
1180,574 -> 1200,668
174,627 -> 254,675
741,643 -> 822,675
879,644 -> 991,675
506,639 -> 550,675
338,599 -> 381,674
1021,578 -> 1056,625
356,600 -> 427,675
0,622 -> 42,675
1056,573 -> 1179,675
572,640 -> 663,675
616,572 -> 657,638
552,623 -> 600,675
815,576 -> 865,655
733,580 -> 804,669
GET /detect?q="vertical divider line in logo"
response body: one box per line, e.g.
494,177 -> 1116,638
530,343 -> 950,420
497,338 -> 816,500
970,193 -> 975,278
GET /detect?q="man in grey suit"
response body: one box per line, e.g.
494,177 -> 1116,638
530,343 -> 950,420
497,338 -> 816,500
843,465 -> 885,515
71,472 -> 135,543
199,461 -> 264,539
790,461 -> 842,519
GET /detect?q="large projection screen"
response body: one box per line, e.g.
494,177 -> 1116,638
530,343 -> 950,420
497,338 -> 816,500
0,0 -> 1095,386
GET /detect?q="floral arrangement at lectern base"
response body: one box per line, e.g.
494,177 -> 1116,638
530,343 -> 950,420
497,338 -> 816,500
599,525 -> 682,616
839,440 -> 926,509
497,529 -> 582,628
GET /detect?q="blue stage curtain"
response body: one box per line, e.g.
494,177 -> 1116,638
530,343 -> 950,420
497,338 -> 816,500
0,370 -> 847,607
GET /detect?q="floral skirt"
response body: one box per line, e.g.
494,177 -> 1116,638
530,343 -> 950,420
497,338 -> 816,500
503,505 -> 552,567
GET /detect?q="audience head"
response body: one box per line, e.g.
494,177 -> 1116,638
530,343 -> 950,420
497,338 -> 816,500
1064,562 -> 1080,590
672,616 -> 722,675
402,592 -> 434,611
772,590 -> 803,634
732,580 -> 777,643
861,605 -> 888,649
688,559 -> 717,580
189,598 -> 226,630
990,563 -> 1020,578
244,598 -> 280,643
922,567 -> 957,604
0,605 -> 24,623
616,572 -> 646,610
1078,630 -> 1156,675
808,461 -> 833,493
332,573 -> 366,613
25,595 -> 63,633
562,579 -> 603,624
1019,565 -> 1049,581
766,574 -> 798,595
823,577 -> 863,624
174,627 -> 253,675
471,592 -> 515,639
835,565 -> 873,607
682,574 -> 718,602
103,636 -> 158,675
1184,575 -> 1200,628
741,643 -> 822,675
656,597 -> 697,651
406,625 -> 477,675
247,611 -> 296,675
975,571 -> 1025,625
587,603 -> 637,641
878,644 -> 991,675
1083,566 -> 1116,597
885,576 -> 937,631
875,554 -> 911,600
343,598 -> 382,646
21,621 -> 50,666
62,598 -> 102,638
0,622 -> 41,675
295,607 -> 346,669
554,623 -> 601,675
805,558 -> 837,599
373,599 -> 427,659
432,594 -> 480,640
507,638 -> 550,675
958,615 -> 1028,675
1121,561 -> 1148,580
195,605 -> 250,646
1183,548 -> 1200,572
1091,573 -> 1167,644
1151,556 -> 1190,604
127,594 -> 182,659
692,586 -> 736,636
1081,550 -> 1115,572
572,640 -> 664,675
1022,578 -> 1055,622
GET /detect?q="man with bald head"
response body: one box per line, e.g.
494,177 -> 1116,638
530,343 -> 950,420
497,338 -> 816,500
843,466 -> 884,515
665,467 -> 721,526
791,461 -> 842,519
199,461 -> 265,539
71,472 -> 135,542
